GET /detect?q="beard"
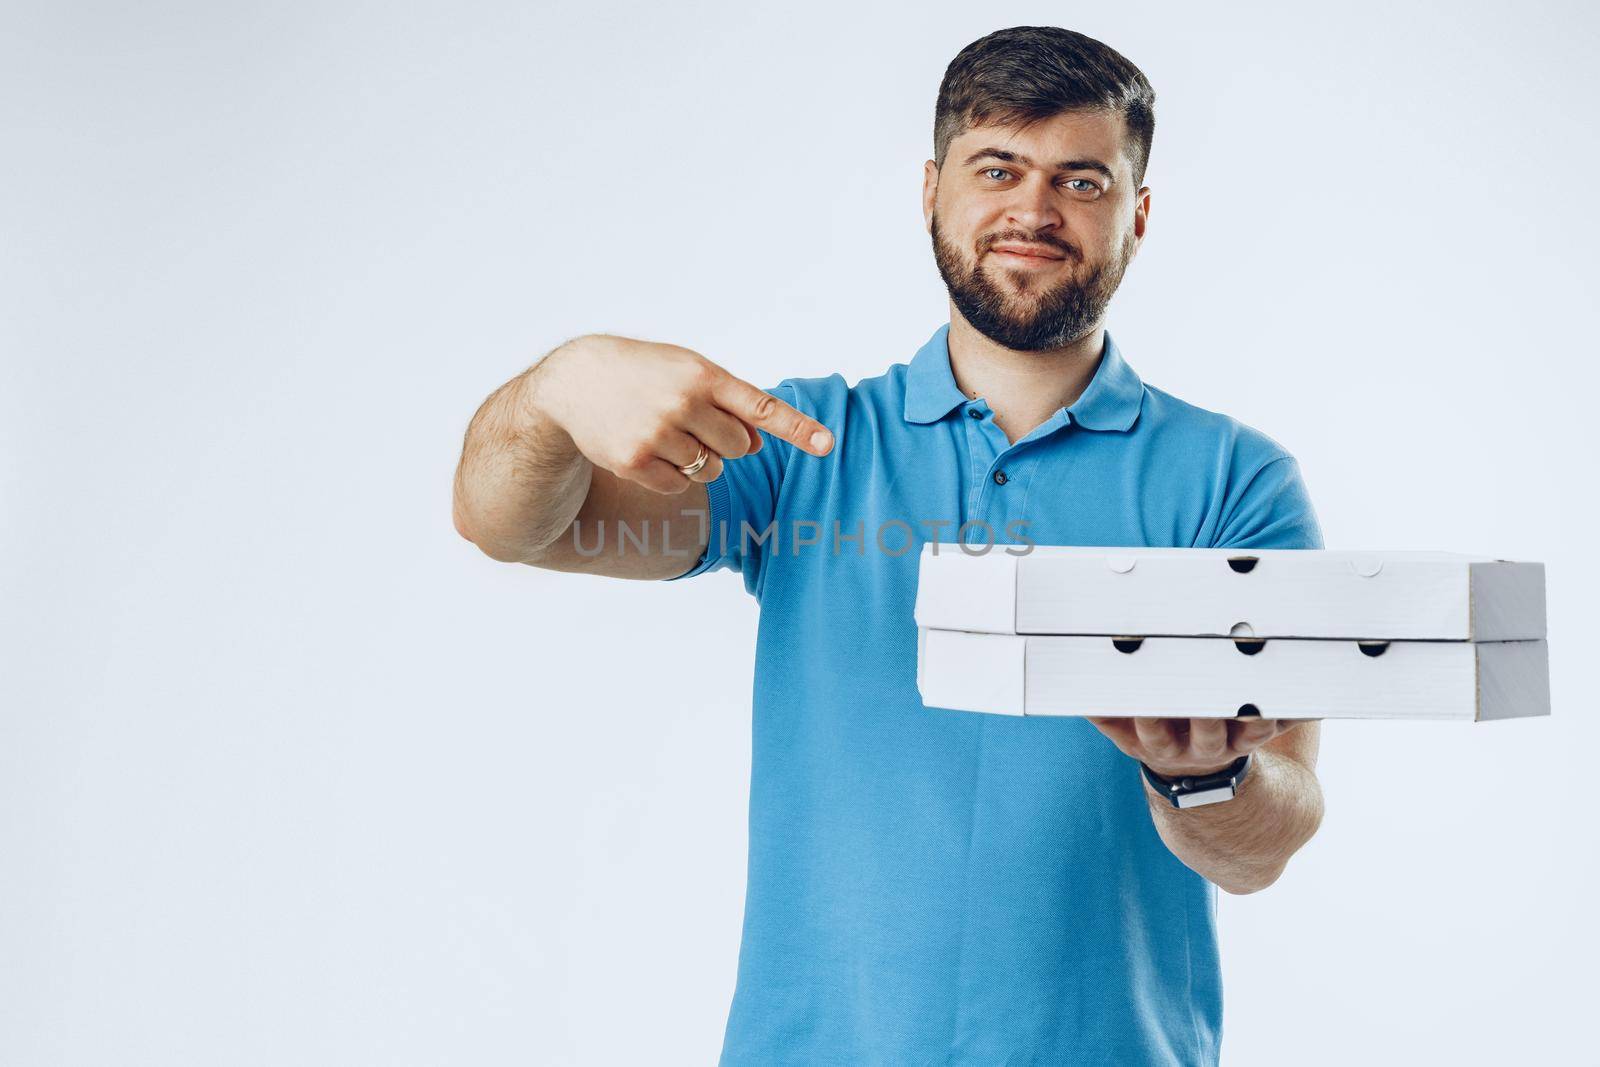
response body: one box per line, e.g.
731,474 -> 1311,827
931,213 -> 1135,352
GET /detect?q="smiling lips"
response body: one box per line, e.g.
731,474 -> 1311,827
988,243 -> 1068,265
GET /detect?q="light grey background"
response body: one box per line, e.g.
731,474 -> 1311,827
4,2 -> 1596,1064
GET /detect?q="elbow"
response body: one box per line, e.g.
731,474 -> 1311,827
452,494 -> 513,560
454,506 -> 547,565
1217,863 -> 1285,896
1209,763 -> 1325,896
452,489 -> 487,548
457,518 -> 536,564
1217,808 -> 1324,896
452,466 -> 478,542
453,501 -> 475,543
479,539 -> 543,565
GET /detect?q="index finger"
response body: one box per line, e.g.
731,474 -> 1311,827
710,372 -> 834,456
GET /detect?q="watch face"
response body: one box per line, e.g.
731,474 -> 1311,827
1174,784 -> 1237,808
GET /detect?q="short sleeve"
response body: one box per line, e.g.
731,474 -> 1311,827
1208,453 -> 1325,550
660,382 -> 799,593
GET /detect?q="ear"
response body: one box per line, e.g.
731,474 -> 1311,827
921,159 -> 939,233
1133,186 -> 1151,242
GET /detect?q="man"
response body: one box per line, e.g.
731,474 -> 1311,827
453,25 -> 1324,1066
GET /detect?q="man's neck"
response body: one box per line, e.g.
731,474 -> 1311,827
945,307 -> 1106,445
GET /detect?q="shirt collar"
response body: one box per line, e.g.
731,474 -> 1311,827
901,322 -> 1145,432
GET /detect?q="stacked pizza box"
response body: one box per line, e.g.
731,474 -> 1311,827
912,544 -> 1550,721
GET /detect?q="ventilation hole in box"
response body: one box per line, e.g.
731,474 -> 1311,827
1236,703 -> 1262,717
1358,641 -> 1390,658
1227,556 -> 1259,573
1234,638 -> 1267,656
1112,637 -> 1144,654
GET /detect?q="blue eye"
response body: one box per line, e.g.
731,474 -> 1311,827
981,169 -> 1100,195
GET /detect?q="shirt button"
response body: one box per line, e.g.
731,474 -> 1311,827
993,470 -> 1008,485
968,408 -> 983,419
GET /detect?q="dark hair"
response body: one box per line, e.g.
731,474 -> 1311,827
934,26 -> 1157,188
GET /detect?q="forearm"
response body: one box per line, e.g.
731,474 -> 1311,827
1143,748 -> 1324,895
453,343 -> 593,563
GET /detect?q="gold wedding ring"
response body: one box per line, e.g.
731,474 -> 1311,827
677,443 -> 710,477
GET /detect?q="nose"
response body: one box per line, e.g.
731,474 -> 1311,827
1004,173 -> 1063,234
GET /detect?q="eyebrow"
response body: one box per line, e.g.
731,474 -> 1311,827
959,147 -> 1116,183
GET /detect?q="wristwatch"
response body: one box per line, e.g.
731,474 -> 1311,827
1140,753 -> 1252,809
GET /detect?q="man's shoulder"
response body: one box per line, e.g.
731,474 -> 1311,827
764,370 -> 853,405
765,359 -> 912,421
1139,380 -> 1297,472
1137,382 -> 1322,549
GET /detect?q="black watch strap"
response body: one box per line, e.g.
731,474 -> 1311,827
1140,753 -> 1252,809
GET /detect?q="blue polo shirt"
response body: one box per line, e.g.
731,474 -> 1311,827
665,322 -> 1323,1065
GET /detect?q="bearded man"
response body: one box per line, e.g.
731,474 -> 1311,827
453,25 -> 1326,1067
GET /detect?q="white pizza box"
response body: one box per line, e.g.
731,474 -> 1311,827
912,543 -> 1546,641
914,628 -> 1551,721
